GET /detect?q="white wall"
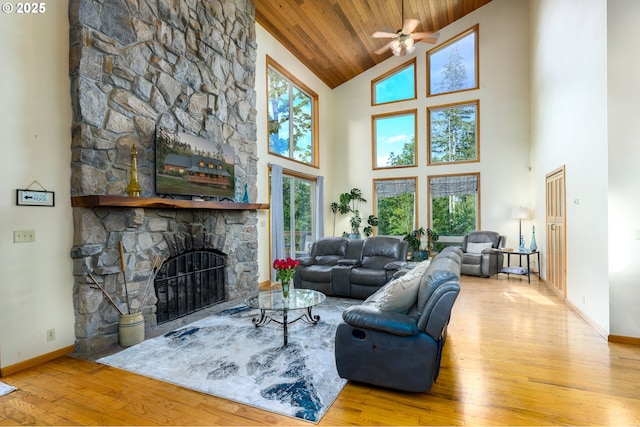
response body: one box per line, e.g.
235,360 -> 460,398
331,0 -> 532,249
0,0 -> 75,368
254,25 -> 334,283
529,0 -> 610,331
607,0 -> 640,337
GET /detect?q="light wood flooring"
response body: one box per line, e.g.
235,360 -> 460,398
1,274 -> 640,425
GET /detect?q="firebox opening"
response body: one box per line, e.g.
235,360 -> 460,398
155,249 -> 226,325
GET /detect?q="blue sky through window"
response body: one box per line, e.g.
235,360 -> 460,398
374,112 -> 415,167
374,63 -> 415,104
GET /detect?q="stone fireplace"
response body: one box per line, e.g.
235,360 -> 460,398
68,0 -> 260,354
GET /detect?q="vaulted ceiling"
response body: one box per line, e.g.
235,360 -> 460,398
254,0 -> 493,89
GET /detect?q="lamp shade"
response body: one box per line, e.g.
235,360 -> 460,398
511,206 -> 529,220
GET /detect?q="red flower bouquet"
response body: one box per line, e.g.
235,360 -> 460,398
273,257 -> 300,297
273,257 -> 300,283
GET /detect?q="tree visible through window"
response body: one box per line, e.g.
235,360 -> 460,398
428,101 -> 479,164
374,178 -> 417,236
429,174 -> 479,238
427,25 -> 478,97
282,174 -> 315,258
267,57 -> 318,166
372,110 -> 417,169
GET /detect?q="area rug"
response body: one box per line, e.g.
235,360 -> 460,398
98,296 -> 355,423
0,381 -> 16,396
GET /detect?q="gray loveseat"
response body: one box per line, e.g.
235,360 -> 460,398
294,236 -> 408,299
334,247 -> 463,392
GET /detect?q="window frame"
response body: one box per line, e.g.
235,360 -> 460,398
372,177 -> 418,237
427,24 -> 479,98
427,99 -> 480,166
266,55 -> 319,168
371,109 -> 418,170
371,58 -> 417,106
270,167 -> 318,259
427,172 -> 481,242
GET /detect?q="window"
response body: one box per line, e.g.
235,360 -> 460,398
427,25 -> 479,97
282,173 -> 316,258
428,100 -> 479,165
267,56 -> 319,167
428,173 -> 480,239
374,178 -> 417,236
372,109 -> 417,169
371,58 -> 416,106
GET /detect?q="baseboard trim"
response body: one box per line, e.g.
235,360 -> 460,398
608,335 -> 640,345
564,299 -> 609,340
0,345 -> 75,377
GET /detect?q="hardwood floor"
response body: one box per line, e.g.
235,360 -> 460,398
2,275 -> 639,425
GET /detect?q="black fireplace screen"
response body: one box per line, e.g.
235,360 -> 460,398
155,250 -> 226,324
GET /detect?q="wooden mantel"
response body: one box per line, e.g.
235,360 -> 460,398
71,195 -> 269,210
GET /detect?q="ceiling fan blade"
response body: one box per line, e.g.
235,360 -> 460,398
401,18 -> 420,34
372,31 -> 398,39
374,42 -> 393,55
411,32 -> 439,44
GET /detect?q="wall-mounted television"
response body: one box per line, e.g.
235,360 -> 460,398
155,127 -> 235,199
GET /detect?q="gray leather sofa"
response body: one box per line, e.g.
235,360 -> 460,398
334,247 -> 462,392
460,230 -> 506,277
294,236 -> 408,299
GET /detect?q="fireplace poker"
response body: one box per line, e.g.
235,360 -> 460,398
87,273 -> 125,316
138,255 -> 164,314
119,241 -> 132,314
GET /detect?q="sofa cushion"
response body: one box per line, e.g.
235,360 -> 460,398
361,255 -> 396,270
466,242 -> 493,254
313,237 -> 348,257
298,265 -> 334,282
349,267 -> 389,287
315,255 -> 342,265
462,253 -> 482,265
363,272 -> 422,314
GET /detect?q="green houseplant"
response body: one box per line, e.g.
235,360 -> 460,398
330,188 -> 378,238
403,227 -> 439,261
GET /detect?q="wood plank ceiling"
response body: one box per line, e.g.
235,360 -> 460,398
254,0 -> 493,89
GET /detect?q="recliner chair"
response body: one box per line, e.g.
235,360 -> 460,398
460,230 -> 506,277
334,248 -> 462,392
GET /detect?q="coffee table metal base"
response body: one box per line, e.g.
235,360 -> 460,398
251,306 -> 320,346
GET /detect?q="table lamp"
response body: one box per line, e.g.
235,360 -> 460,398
511,207 -> 529,251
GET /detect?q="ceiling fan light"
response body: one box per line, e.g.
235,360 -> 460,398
404,37 -> 415,54
390,39 -> 402,56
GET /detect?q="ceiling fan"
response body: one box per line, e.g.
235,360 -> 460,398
372,0 -> 438,56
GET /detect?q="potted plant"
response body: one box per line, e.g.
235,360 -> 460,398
404,227 -> 439,261
330,188 -> 378,238
426,228 -> 440,254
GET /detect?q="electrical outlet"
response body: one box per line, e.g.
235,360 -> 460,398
14,229 -> 35,243
46,328 -> 55,341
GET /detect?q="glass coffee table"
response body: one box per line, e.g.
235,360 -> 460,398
244,289 -> 326,346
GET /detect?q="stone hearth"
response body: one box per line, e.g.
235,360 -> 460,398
68,0 -> 259,354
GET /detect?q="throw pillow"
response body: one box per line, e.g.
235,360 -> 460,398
466,242 -> 493,254
411,260 -> 431,276
364,272 -> 422,314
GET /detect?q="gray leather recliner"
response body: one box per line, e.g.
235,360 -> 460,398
334,247 -> 463,392
460,230 -> 506,277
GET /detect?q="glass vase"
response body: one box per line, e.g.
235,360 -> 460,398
281,280 -> 290,298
